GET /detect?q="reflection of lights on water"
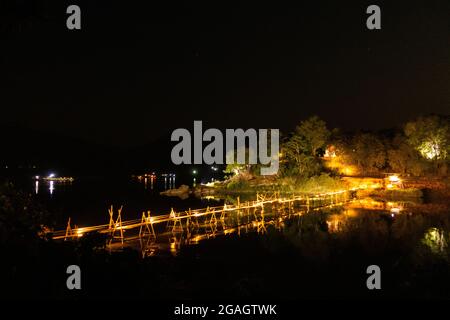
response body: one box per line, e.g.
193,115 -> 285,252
345,208 -> 359,218
162,174 -> 176,190
164,176 -> 173,189
35,181 -> 39,194
169,239 -> 178,255
390,207 -> 401,214
138,174 -> 162,190
49,181 -> 54,195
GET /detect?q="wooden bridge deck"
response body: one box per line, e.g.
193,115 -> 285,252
50,190 -> 355,243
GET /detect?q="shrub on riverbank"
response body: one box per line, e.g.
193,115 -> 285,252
226,178 -> 251,191
0,182 -> 51,245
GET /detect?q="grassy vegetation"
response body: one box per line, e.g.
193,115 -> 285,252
222,173 -> 345,195
276,173 -> 345,194
226,178 -> 251,191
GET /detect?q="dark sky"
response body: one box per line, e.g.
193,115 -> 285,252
2,0 -> 449,147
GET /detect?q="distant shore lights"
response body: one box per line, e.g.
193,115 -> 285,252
33,173 -> 74,194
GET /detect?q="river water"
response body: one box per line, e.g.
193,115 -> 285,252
22,177 -> 450,261
23,175 -> 223,229
14,176 -> 450,297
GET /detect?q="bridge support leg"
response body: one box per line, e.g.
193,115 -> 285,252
140,211 -> 156,239
64,217 -> 74,241
108,205 -> 124,244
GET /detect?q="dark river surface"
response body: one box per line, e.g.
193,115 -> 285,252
24,176 -> 223,229
10,176 -> 450,297
18,176 -> 450,260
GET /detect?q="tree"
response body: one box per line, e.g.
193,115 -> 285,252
281,116 -> 330,177
295,115 -> 330,156
338,133 -> 386,175
0,181 -> 53,268
404,115 -> 449,175
404,115 -> 449,161
387,134 -> 429,176
223,147 -> 255,178
224,162 -> 247,177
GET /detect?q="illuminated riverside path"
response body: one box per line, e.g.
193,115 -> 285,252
50,190 -> 359,255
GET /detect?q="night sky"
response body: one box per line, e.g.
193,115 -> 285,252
2,0 -> 449,147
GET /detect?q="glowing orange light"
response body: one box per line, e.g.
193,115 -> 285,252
388,175 -> 400,183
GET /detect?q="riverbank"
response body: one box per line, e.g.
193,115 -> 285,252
361,176 -> 450,203
186,174 -> 450,204
192,174 -> 347,196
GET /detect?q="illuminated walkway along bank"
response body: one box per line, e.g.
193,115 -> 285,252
50,190 -> 358,248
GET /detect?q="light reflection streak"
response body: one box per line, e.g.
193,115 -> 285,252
49,181 -> 54,195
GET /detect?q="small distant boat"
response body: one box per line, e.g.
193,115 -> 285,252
34,175 -> 74,182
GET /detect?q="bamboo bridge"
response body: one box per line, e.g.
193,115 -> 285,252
50,190 -> 357,256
